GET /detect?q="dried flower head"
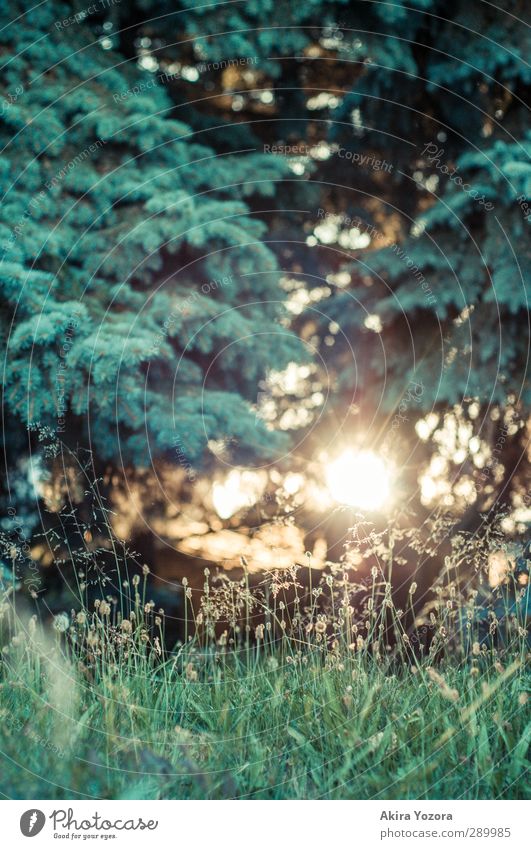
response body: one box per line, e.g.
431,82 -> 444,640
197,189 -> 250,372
53,613 -> 69,633
185,662 -> 198,682
427,667 -> 459,702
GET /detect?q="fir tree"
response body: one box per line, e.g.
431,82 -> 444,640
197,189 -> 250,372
0,0 -> 305,480
125,0 -> 530,513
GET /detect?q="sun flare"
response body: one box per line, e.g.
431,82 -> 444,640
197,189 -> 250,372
325,450 -> 391,511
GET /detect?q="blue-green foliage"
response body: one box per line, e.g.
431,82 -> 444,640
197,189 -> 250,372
316,0 -> 531,410
1,0 -> 529,473
131,0 -> 530,414
0,1 -> 305,467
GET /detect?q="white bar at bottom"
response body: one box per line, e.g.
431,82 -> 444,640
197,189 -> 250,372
3,799 -> 528,848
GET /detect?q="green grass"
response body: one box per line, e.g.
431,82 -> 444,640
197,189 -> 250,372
0,574 -> 529,800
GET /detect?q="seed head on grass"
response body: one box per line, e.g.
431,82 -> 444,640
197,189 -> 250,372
185,662 -> 198,682
52,613 -> 69,633
427,668 -> 459,702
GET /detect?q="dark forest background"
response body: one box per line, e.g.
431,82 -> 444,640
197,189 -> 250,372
1,0 -> 529,630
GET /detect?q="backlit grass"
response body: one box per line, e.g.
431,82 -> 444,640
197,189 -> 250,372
0,537 -> 529,800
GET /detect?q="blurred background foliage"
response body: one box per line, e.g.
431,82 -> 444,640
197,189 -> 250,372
0,0 -> 529,613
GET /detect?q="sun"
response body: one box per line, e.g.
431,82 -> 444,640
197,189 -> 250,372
325,450 -> 391,511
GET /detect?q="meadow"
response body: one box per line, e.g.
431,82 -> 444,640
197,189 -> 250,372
0,527 -> 529,801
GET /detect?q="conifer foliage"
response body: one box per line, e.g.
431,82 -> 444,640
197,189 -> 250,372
1,0 -> 529,518
123,0 -> 530,510
0,0 -> 304,471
